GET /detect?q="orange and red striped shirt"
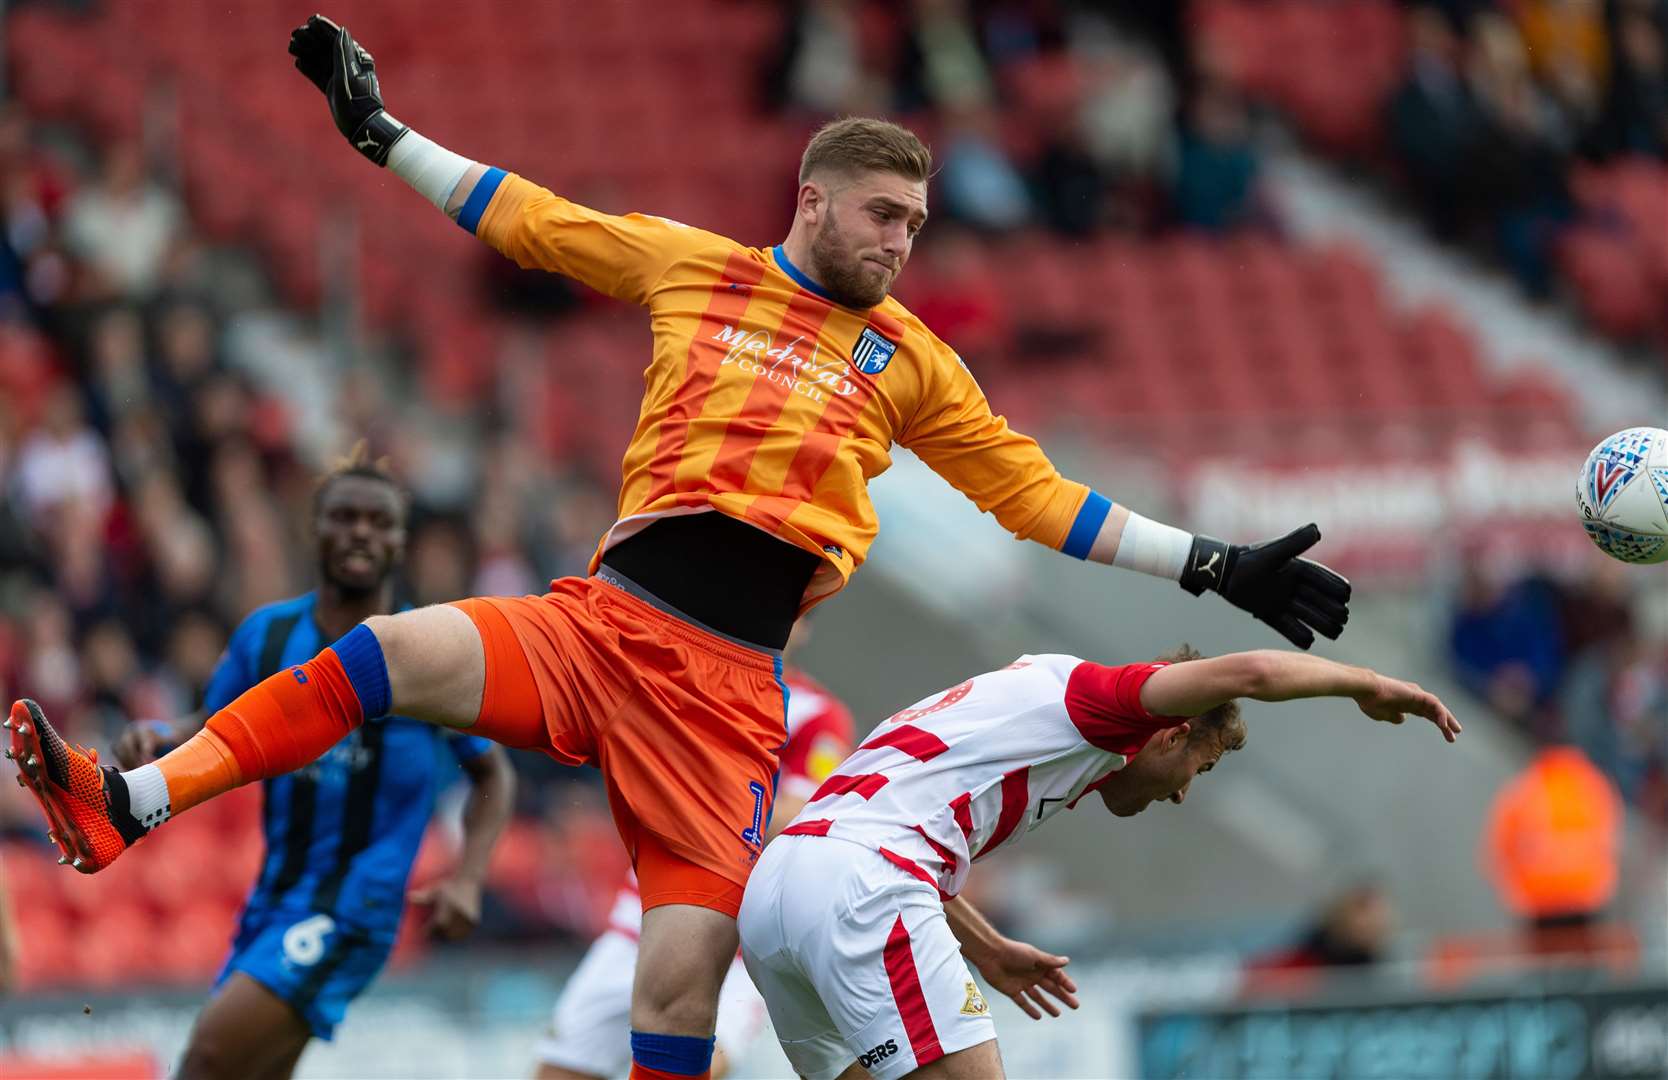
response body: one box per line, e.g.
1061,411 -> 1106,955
472,172 -> 1098,608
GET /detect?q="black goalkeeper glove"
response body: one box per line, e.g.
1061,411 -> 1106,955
1178,523 -> 1351,650
288,14 -> 408,165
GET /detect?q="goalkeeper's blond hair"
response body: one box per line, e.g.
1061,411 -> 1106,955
799,118 -> 933,184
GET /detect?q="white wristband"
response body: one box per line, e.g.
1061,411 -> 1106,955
1111,510 -> 1193,581
386,130 -> 475,214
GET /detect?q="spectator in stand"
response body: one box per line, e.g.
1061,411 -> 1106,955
528,472 -> 620,582
893,0 -> 995,113
131,469 -> 218,624
20,590 -> 78,725
764,0 -> 873,116
161,608 -> 229,714
1555,557 -> 1636,658
61,140 -> 182,302
13,383 -> 111,531
1030,117 -> 1106,235
81,306 -> 151,436
75,617 -> 146,741
1172,78 -> 1265,232
1447,556 -> 1567,731
1459,556 -> 1668,831
1598,4 -> 1668,157
1483,741 -> 1624,958
0,106 -> 71,319
936,106 -> 1034,230
1076,33 -> 1174,231
1242,881 -> 1396,994
151,300 -> 222,434
1387,6 -> 1487,241
1563,632 -> 1668,813
1466,13 -> 1577,298
210,440 -> 297,616
1515,0 -> 1610,144
472,486 -> 540,599
1077,19 -> 1174,177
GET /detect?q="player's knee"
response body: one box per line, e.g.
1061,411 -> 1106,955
634,915 -> 734,1032
361,613 -> 410,665
635,983 -> 720,1035
632,961 -> 723,1035
364,606 -> 484,726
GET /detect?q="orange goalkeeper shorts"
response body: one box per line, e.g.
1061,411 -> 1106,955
450,572 -> 789,918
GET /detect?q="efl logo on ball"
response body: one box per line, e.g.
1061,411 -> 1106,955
1576,426 -> 1668,565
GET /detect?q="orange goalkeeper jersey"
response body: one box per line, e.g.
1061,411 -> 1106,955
467,170 -> 1102,607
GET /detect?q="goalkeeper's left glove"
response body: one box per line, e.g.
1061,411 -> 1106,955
288,13 -> 408,165
1178,523 -> 1351,650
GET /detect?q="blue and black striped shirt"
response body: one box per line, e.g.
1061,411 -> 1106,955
204,594 -> 491,935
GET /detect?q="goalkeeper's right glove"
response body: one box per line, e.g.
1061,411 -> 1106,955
1177,523 -> 1352,650
288,14 -> 408,166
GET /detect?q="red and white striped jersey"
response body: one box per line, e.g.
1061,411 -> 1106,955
606,667 -> 854,936
781,655 -> 1183,899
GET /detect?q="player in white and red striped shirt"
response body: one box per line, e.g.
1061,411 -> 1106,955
738,647 -> 1460,1080
537,643 -> 855,1080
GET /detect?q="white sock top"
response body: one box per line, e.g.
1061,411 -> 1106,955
123,762 -> 171,833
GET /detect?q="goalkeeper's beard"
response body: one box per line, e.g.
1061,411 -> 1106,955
809,205 -> 891,310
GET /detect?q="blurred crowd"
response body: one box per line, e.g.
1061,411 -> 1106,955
763,0 -> 1668,356
0,101 -> 631,945
764,0 -> 1667,273
1448,554 -> 1668,826
1386,0 -> 1668,299
766,0 -> 1270,238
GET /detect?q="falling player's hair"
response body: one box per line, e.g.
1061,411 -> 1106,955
313,439 -> 408,522
1155,644 -> 1248,754
799,117 -> 934,185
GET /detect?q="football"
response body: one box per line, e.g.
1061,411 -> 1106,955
1576,426 -> 1668,565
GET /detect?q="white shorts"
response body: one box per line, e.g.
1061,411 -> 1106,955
738,835 -> 996,1080
534,929 -> 769,1077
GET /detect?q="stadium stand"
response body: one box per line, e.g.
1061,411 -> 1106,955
1195,0 -> 1668,355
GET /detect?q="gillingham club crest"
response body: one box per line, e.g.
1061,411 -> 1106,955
852,326 -> 897,376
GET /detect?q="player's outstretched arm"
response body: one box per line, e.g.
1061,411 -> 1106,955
901,345 -> 1349,650
289,15 -> 718,307
1138,651 -> 1462,742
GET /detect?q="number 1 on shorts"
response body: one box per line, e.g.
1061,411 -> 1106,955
740,780 -> 767,849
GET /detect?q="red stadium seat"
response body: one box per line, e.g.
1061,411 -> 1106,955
1557,227 -> 1656,340
13,902 -> 76,989
73,907 -> 159,989
0,843 -> 56,909
153,898 -> 240,985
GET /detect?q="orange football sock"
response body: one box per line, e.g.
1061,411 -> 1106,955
157,648 -> 366,815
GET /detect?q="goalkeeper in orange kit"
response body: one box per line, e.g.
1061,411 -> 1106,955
7,16 -> 1350,1080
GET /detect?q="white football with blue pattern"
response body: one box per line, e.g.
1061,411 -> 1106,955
1576,426 -> 1668,565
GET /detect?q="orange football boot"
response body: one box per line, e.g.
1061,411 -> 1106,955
7,699 -> 142,873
